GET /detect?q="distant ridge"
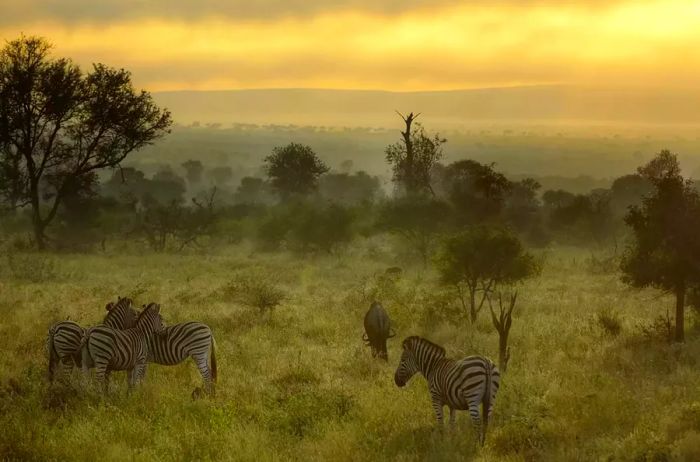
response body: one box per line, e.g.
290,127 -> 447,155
152,86 -> 700,128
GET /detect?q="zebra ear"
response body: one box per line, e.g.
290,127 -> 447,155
105,302 -> 114,311
153,304 -> 161,313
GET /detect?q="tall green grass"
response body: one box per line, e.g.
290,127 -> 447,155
1,244 -> 699,461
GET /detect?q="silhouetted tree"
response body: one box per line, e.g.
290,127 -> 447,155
264,143 -> 329,199
610,174 -> 652,217
207,166 -> 234,187
436,226 -> 540,323
621,150 -> 700,342
385,112 -> 445,196
378,197 -> 452,267
181,160 -> 204,186
0,36 -> 171,248
234,176 -> 273,204
437,160 -> 511,224
319,171 -> 381,205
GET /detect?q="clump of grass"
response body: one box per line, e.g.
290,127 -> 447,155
226,273 -> 286,314
638,309 -> 674,343
596,308 -> 622,337
3,252 -> 57,282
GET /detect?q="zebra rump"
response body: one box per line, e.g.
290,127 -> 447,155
46,296 -> 138,382
147,321 -> 217,393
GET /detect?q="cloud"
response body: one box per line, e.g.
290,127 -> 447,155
1,1 -> 698,92
1,0 -> 627,25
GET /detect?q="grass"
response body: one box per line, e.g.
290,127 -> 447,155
1,243 -> 700,461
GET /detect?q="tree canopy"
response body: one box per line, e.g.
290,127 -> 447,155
436,226 -> 541,322
621,150 -> 700,342
0,36 -> 171,248
264,142 -> 329,199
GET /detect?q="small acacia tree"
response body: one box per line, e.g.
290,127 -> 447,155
621,150 -> 700,342
0,36 -> 171,248
436,226 -> 541,323
264,143 -> 329,200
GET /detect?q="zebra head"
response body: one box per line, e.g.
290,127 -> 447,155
394,336 -> 421,387
136,303 -> 165,335
394,336 -> 446,387
103,297 -> 139,329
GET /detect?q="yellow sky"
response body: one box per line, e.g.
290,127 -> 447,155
2,0 -> 699,92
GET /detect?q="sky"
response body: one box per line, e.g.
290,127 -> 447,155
1,0 -> 699,92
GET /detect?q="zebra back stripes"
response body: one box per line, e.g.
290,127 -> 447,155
147,321 -> 217,394
394,336 -> 500,445
81,303 -> 164,392
46,296 -> 138,382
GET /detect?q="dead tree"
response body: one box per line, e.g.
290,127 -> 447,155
488,290 -> 517,373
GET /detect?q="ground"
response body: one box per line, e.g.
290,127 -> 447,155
1,243 -> 699,461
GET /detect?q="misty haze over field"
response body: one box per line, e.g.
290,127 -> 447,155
152,86 -> 700,128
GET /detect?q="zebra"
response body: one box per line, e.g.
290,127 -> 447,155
393,336 -> 500,445
46,297 -> 139,383
146,321 -> 218,395
81,302 -> 164,393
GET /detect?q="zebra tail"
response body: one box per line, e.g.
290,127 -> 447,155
481,360 -> 493,446
80,329 -> 92,376
210,337 -> 217,384
47,327 -> 59,381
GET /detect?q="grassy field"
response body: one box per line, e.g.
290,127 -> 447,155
1,243 -> 699,461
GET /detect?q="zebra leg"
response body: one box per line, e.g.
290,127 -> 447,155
192,353 -> 213,395
430,390 -> 444,426
94,363 -> 109,395
449,407 -> 457,428
59,357 -> 74,384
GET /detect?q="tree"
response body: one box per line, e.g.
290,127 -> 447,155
385,112 -> 445,196
378,197 -> 452,267
621,150 -> 700,342
181,160 -> 204,186
206,166 -> 234,187
436,226 -> 540,323
610,173 -> 652,218
0,36 -> 171,248
436,160 -> 511,224
319,171 -> 381,205
264,143 -> 329,199
234,176 -> 273,205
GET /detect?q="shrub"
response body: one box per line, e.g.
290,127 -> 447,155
596,308 -> 622,336
226,274 -> 286,314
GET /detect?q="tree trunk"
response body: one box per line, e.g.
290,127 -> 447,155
469,289 -> 477,323
675,285 -> 685,342
498,330 -> 510,373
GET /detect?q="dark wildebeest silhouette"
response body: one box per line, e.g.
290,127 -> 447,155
362,301 -> 395,360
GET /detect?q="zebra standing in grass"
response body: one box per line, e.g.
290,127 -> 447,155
147,321 -> 217,395
393,336 -> 500,445
81,303 -> 164,392
47,297 -> 138,383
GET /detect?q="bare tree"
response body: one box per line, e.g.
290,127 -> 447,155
385,112 -> 445,197
488,290 -> 517,373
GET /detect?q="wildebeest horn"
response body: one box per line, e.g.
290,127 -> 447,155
362,333 -> 369,342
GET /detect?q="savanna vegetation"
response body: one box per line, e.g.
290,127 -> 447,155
2,36 -> 700,461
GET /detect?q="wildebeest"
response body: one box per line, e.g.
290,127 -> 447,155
362,301 -> 395,360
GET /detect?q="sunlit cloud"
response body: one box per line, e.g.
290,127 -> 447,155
1,0 -> 699,91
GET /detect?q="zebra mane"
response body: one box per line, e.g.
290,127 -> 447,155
136,303 -> 160,324
403,336 -> 446,358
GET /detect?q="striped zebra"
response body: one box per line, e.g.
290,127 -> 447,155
81,302 -> 164,393
46,297 -> 138,383
393,336 -> 500,445
147,321 -> 217,395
